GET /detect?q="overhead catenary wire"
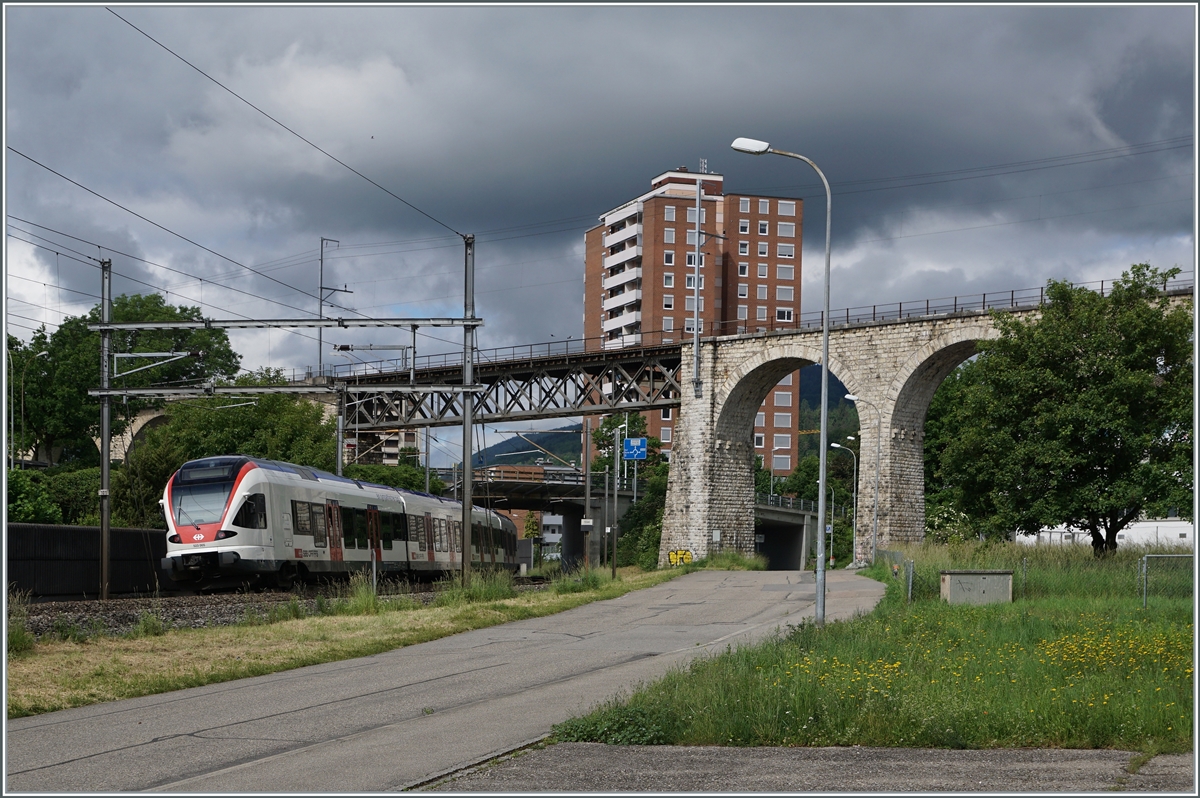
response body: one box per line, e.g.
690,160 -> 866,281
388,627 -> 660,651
107,7 -> 463,239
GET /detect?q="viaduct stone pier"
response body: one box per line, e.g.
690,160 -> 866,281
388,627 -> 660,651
659,307 -> 1023,566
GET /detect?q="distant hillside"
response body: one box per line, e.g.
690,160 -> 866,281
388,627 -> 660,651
798,363 -> 851,409
471,425 -> 583,468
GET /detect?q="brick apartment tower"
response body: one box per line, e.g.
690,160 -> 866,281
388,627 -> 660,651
583,167 -> 805,479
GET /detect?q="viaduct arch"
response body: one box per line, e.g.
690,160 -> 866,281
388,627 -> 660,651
659,310 -> 1015,565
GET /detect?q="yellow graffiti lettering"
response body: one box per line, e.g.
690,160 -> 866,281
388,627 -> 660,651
668,550 -> 694,566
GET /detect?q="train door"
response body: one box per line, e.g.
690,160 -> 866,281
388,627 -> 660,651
367,506 -> 382,564
325,500 -> 343,563
424,512 -> 435,562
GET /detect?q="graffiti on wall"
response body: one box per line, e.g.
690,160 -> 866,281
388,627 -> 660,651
667,550 -> 693,566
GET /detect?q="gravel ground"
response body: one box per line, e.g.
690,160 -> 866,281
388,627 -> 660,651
424,743 -> 1196,793
13,581 -> 548,639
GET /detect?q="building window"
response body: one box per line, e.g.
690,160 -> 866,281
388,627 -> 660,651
737,305 -> 748,320
738,262 -> 749,277
776,286 -> 794,301
758,241 -> 769,257
739,219 -> 749,234
756,412 -> 766,427
664,206 -> 675,222
773,413 -> 792,428
758,220 -> 769,235
663,317 -> 674,331
772,455 -> 791,471
778,243 -> 795,258
757,284 -> 768,300
685,274 -> 704,289
686,230 -> 698,245
737,283 -> 748,298
686,207 -> 706,223
754,433 -> 765,448
663,295 -> 674,310
777,308 -> 794,322
660,427 -> 672,443
661,450 -> 671,462
778,222 -> 795,237
774,390 -> 792,406
663,272 -> 674,287
777,264 -> 794,280
738,241 -> 749,256
778,373 -> 792,386
685,253 -> 706,267
661,407 -> 672,420
684,295 -> 704,312
779,201 -> 796,216
664,251 -> 674,266
773,434 -> 791,450
740,197 -> 750,212
683,318 -> 696,333
758,263 -> 768,278
664,228 -> 675,244
757,306 -> 768,320
759,199 -> 770,214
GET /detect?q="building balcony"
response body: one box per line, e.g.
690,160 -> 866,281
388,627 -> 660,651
603,201 -> 641,228
604,245 -> 641,270
601,308 -> 641,333
602,288 -> 641,313
603,267 -> 641,291
603,223 -> 639,248
602,333 -> 642,351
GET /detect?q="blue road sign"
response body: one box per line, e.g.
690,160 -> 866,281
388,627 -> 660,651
623,437 -> 647,460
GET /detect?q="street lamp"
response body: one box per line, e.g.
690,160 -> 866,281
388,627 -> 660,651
733,136 -> 833,625
20,351 -> 49,469
830,442 -> 857,562
845,394 -> 881,565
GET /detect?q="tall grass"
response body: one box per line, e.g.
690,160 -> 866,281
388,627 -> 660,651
551,567 -> 617,594
433,570 -> 518,607
555,542 -> 1194,753
7,588 -> 35,655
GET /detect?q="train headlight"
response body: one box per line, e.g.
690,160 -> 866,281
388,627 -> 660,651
214,530 -> 238,540
168,534 -> 181,544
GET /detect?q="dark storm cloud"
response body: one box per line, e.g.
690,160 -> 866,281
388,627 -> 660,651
5,5 -> 1194,364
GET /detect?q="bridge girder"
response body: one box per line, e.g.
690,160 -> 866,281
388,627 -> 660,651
343,346 -> 683,430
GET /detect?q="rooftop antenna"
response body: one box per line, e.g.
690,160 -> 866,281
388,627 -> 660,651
699,158 -> 708,174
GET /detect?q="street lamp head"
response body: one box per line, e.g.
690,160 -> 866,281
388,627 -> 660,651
35,351 -> 49,358
844,393 -> 858,402
731,137 -> 771,155
830,442 -> 845,450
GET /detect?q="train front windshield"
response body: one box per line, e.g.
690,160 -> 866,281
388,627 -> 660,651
171,457 -> 244,528
173,482 -> 233,527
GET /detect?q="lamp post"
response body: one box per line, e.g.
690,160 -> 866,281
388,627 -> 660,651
733,137 -> 833,625
612,422 -> 626,579
20,351 -> 49,469
830,442 -> 857,562
845,394 -> 881,565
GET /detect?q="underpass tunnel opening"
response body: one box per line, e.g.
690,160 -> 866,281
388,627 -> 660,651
890,339 -> 982,543
715,356 -> 853,569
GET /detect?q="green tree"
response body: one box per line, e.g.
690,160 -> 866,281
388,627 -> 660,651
936,264 -> 1192,554
344,462 -> 443,495
6,469 -> 62,524
110,369 -> 336,527
616,461 -> 670,569
20,295 -> 240,466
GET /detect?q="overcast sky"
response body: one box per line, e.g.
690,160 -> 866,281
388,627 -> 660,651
4,4 -> 1195,460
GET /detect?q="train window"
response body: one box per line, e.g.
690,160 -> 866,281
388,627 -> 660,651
311,503 -> 327,547
394,513 -> 407,542
451,520 -> 461,553
437,517 -> 447,552
380,513 -> 393,550
233,494 -> 267,529
354,509 -> 369,549
411,515 -> 425,551
341,507 -> 356,549
291,501 -> 311,534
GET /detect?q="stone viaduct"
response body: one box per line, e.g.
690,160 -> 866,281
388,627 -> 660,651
659,306 -> 1027,565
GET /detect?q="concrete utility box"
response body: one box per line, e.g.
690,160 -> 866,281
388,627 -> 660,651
940,570 -> 1013,605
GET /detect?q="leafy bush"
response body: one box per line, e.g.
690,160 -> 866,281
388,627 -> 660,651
6,469 -> 62,524
7,588 -> 35,655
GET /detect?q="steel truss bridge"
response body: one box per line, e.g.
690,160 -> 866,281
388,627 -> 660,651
339,344 -> 682,431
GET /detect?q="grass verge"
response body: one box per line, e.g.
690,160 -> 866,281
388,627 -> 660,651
554,543 -> 1193,753
6,566 -> 683,719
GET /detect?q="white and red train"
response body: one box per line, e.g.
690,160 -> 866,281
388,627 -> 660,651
159,455 -> 518,588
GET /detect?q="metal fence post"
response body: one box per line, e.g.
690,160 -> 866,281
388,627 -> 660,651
1022,557 -> 1027,600
905,560 -> 914,603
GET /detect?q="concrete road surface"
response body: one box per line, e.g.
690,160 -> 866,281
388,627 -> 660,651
6,569 -> 884,793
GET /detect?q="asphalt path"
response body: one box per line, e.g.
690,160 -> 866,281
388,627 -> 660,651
6,569 -> 885,793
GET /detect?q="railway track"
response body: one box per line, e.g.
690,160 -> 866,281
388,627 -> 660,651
16,576 -> 551,640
